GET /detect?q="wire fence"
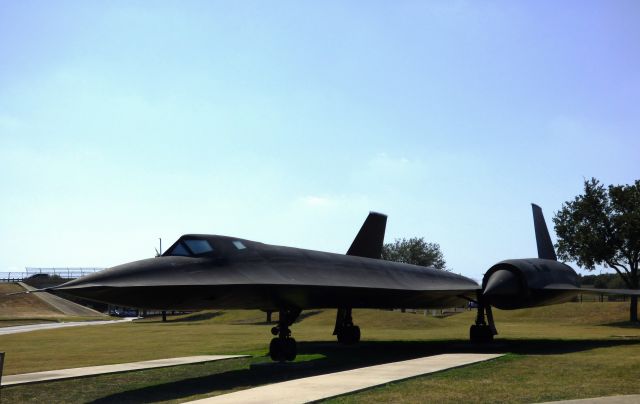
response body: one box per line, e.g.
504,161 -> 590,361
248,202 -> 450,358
0,268 -> 104,283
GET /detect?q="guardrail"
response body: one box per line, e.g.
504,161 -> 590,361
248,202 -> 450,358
0,268 -> 104,283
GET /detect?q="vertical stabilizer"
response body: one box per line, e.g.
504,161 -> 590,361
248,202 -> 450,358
347,212 -> 387,259
531,203 -> 558,261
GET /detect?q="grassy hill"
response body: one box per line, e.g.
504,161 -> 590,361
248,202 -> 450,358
0,283 -> 106,327
0,283 -> 65,320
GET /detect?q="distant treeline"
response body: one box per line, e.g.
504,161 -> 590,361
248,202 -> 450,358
579,273 -> 627,289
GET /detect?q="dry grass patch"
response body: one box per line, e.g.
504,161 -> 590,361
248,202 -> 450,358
0,283 -> 63,318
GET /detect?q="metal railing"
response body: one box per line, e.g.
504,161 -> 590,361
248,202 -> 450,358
0,268 -> 104,283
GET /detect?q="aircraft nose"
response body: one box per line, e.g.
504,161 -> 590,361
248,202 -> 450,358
48,258 -> 168,305
48,255 -> 205,308
55,261 -> 141,289
49,258 -> 163,298
483,269 -> 522,296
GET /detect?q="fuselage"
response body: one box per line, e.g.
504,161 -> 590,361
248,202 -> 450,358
52,234 -> 479,311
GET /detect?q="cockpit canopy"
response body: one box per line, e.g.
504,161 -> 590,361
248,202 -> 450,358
165,237 -> 215,257
163,235 -> 248,257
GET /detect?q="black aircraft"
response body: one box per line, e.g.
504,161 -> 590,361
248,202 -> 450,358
46,204 -> 639,361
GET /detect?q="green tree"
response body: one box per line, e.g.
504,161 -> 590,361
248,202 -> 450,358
381,237 -> 448,270
553,178 -> 640,322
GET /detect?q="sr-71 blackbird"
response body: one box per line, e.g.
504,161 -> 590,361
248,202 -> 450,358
47,204 -> 639,361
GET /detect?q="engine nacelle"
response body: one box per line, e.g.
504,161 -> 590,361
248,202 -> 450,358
482,258 -> 579,310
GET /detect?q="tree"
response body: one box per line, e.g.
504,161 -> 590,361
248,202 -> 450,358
553,178 -> 640,322
381,237 -> 448,270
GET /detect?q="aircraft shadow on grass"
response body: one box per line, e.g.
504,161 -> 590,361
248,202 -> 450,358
141,311 -> 224,323
600,321 -> 640,329
89,338 -> 640,404
230,310 -> 323,325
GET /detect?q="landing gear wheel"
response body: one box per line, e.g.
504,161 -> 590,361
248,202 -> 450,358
284,337 -> 297,361
337,325 -> 361,345
469,293 -> 498,344
268,308 -> 301,362
470,324 -> 493,343
269,338 -> 283,362
269,337 -> 297,362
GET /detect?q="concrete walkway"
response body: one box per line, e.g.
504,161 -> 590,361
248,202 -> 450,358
17,282 -> 106,317
0,317 -> 136,336
541,396 -> 640,404
189,353 -> 504,404
1,355 -> 248,386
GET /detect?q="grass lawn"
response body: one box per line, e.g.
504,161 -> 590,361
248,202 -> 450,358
0,303 -> 639,403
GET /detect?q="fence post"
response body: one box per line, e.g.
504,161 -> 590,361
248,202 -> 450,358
0,351 -> 5,389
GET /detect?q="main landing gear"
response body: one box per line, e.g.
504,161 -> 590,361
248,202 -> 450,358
470,295 -> 497,343
269,308 -> 301,362
334,308 -> 361,345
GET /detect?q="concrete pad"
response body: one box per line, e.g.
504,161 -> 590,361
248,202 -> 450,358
189,353 -> 504,404
0,318 -> 135,336
2,355 -> 248,386
540,395 -> 640,404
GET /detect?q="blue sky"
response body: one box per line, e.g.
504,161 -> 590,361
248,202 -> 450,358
1,1 -> 638,282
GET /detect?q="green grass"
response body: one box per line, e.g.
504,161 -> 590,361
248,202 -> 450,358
0,303 -> 639,403
328,345 -> 640,404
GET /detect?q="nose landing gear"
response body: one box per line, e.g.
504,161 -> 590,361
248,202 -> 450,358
269,308 -> 301,362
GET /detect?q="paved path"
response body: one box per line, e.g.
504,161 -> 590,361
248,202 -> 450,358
18,282 -> 106,317
189,353 -> 504,404
541,396 -> 640,404
0,318 -> 136,336
1,355 -> 248,386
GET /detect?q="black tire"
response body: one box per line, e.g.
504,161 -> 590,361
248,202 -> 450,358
269,338 -> 284,362
337,326 -> 360,345
470,325 -> 493,343
482,326 -> 494,343
351,326 -> 361,343
284,337 -> 297,361
470,325 -> 480,342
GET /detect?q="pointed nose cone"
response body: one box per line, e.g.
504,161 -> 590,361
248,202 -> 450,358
48,258 -> 158,302
483,269 -> 521,296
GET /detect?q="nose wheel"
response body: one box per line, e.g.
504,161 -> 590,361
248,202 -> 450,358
269,308 -> 301,362
269,335 -> 297,362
